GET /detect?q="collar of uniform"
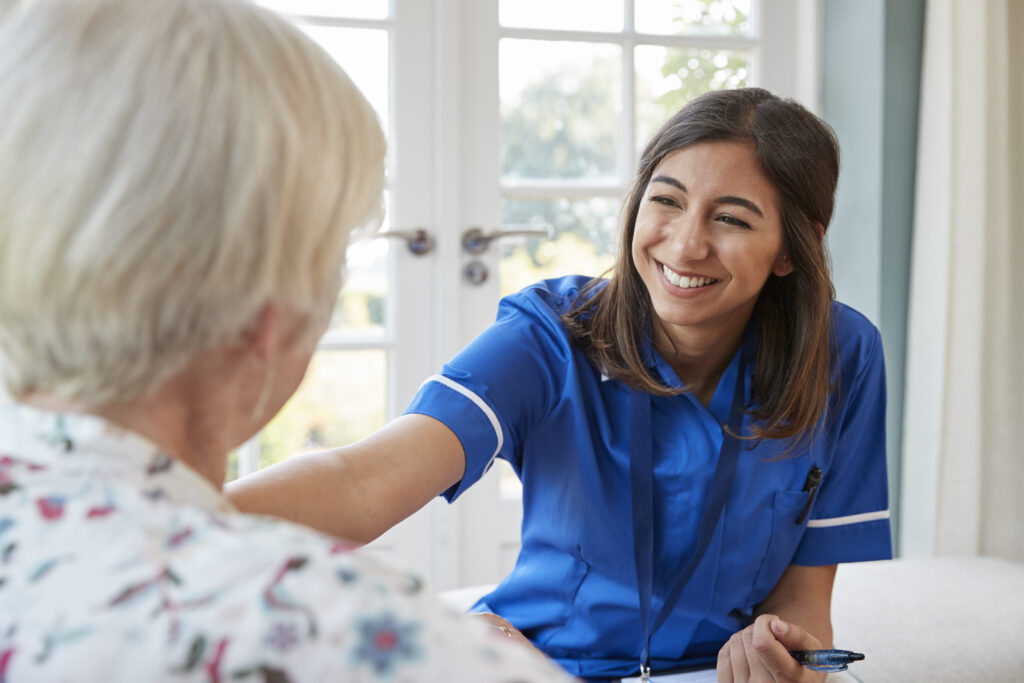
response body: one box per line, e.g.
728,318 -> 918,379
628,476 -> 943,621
640,322 -> 756,426
0,402 -> 236,515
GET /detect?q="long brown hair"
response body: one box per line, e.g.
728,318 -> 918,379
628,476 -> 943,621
564,88 -> 839,443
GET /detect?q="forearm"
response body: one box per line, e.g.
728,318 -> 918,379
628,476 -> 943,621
755,564 -> 836,647
225,414 -> 465,542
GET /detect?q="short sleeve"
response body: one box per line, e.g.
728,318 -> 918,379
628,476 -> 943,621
404,283 -> 577,502
792,320 -> 893,565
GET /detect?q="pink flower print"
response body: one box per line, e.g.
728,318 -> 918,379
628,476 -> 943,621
36,496 -> 65,521
1,647 -> 16,683
330,539 -> 359,554
166,527 -> 194,548
86,505 -> 116,519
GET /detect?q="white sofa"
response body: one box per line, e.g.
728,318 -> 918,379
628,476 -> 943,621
441,557 -> 1024,681
830,557 -> 1024,681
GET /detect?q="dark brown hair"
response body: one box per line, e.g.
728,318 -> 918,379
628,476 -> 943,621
564,88 -> 839,443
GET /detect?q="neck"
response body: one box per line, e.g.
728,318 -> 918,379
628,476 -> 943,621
27,351 -> 248,490
97,385 -> 234,489
653,318 -> 749,406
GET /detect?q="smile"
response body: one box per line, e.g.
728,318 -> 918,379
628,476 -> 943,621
661,263 -> 720,289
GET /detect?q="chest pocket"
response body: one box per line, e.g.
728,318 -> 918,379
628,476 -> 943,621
745,489 -> 810,606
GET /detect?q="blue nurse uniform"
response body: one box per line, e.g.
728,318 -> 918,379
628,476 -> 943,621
405,275 -> 892,680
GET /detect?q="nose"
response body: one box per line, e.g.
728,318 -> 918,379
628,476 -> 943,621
668,210 -> 711,261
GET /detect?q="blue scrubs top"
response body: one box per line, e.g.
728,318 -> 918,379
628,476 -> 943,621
405,276 -> 892,680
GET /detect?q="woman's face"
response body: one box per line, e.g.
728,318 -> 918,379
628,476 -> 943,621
631,141 -> 793,347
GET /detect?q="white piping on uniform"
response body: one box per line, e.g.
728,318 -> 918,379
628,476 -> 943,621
421,375 -> 503,466
806,509 -> 890,528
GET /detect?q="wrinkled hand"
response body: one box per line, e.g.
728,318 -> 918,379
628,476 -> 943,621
717,614 -> 827,683
472,612 -> 544,656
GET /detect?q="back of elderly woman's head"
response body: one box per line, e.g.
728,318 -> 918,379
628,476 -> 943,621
0,0 -> 385,407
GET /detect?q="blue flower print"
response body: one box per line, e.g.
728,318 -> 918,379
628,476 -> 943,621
353,612 -> 422,676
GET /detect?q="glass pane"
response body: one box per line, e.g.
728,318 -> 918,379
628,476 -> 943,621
499,197 -> 620,296
256,1 -> 388,20
499,0 -> 623,32
300,26 -> 389,131
635,45 -> 750,155
635,0 -> 753,37
330,238 -> 389,337
258,350 -> 387,468
501,40 -> 622,181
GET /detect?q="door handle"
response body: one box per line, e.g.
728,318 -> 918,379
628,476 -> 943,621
461,224 -> 553,255
376,228 -> 435,256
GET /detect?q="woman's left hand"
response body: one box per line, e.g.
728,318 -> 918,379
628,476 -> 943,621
716,614 -> 827,683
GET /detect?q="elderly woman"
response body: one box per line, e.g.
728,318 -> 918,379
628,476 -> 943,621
0,0 -> 569,681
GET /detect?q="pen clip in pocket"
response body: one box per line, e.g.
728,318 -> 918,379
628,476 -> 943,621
795,466 -> 822,525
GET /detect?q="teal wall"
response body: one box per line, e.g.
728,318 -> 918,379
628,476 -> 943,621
822,0 -> 925,554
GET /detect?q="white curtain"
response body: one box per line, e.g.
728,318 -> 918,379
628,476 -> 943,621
901,0 -> 1024,561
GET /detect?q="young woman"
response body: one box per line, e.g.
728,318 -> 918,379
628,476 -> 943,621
229,88 -> 892,682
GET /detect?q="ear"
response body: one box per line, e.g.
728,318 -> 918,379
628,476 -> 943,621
772,252 -> 794,278
244,302 -> 282,362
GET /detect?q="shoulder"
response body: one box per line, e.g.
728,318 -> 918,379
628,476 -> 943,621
497,275 -> 605,321
484,275 -> 605,350
830,300 -> 883,377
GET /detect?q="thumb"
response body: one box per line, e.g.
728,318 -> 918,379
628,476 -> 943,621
770,617 -> 821,651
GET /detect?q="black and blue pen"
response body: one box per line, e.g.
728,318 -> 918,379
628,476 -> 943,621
790,649 -> 865,672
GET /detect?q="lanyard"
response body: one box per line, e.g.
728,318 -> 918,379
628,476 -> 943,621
628,348 -> 749,680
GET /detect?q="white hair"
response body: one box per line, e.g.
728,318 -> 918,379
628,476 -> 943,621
0,0 -> 385,406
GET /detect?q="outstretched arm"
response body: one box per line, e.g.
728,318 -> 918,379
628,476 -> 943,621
225,413 -> 465,542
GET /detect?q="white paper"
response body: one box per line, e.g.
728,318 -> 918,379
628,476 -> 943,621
621,668 -> 858,682
622,670 -> 717,683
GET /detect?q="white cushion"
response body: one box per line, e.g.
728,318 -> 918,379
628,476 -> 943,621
831,557 -> 1024,681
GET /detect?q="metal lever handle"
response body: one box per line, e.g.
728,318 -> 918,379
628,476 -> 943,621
376,228 -> 435,256
461,224 -> 553,255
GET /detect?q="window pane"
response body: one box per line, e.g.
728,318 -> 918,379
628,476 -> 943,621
635,0 -> 753,37
299,26 -> 389,131
256,1 -> 388,20
499,197 -> 620,296
330,238 -> 388,336
635,45 -> 750,154
501,40 -> 622,181
499,0 -> 623,32
258,350 -> 387,468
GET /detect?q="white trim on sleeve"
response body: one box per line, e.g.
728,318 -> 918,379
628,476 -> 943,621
806,509 -> 890,528
420,375 -> 503,466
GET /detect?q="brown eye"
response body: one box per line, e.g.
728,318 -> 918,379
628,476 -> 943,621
717,214 -> 751,229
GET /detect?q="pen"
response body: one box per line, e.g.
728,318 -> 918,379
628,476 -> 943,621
727,609 -> 865,672
790,649 -> 865,672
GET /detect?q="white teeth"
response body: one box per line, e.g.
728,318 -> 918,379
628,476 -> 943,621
662,264 -> 716,289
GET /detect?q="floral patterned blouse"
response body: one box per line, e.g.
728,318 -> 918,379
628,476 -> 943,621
0,403 -> 572,682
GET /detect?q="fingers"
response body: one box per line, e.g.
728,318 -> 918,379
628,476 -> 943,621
470,612 -> 544,657
717,636 -> 735,683
718,615 -> 825,683
729,631 -> 752,680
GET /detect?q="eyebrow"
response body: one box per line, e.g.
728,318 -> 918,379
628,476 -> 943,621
650,175 -> 765,218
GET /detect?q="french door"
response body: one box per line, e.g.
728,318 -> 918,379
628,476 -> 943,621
246,0 -> 818,592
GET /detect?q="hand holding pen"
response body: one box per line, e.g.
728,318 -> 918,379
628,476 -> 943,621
717,613 -> 850,682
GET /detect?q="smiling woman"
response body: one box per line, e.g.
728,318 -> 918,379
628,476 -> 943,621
229,88 -> 890,682
566,89 -> 838,445
630,142 -> 794,404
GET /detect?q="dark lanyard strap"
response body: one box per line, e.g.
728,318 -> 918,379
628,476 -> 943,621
629,349 -> 749,674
